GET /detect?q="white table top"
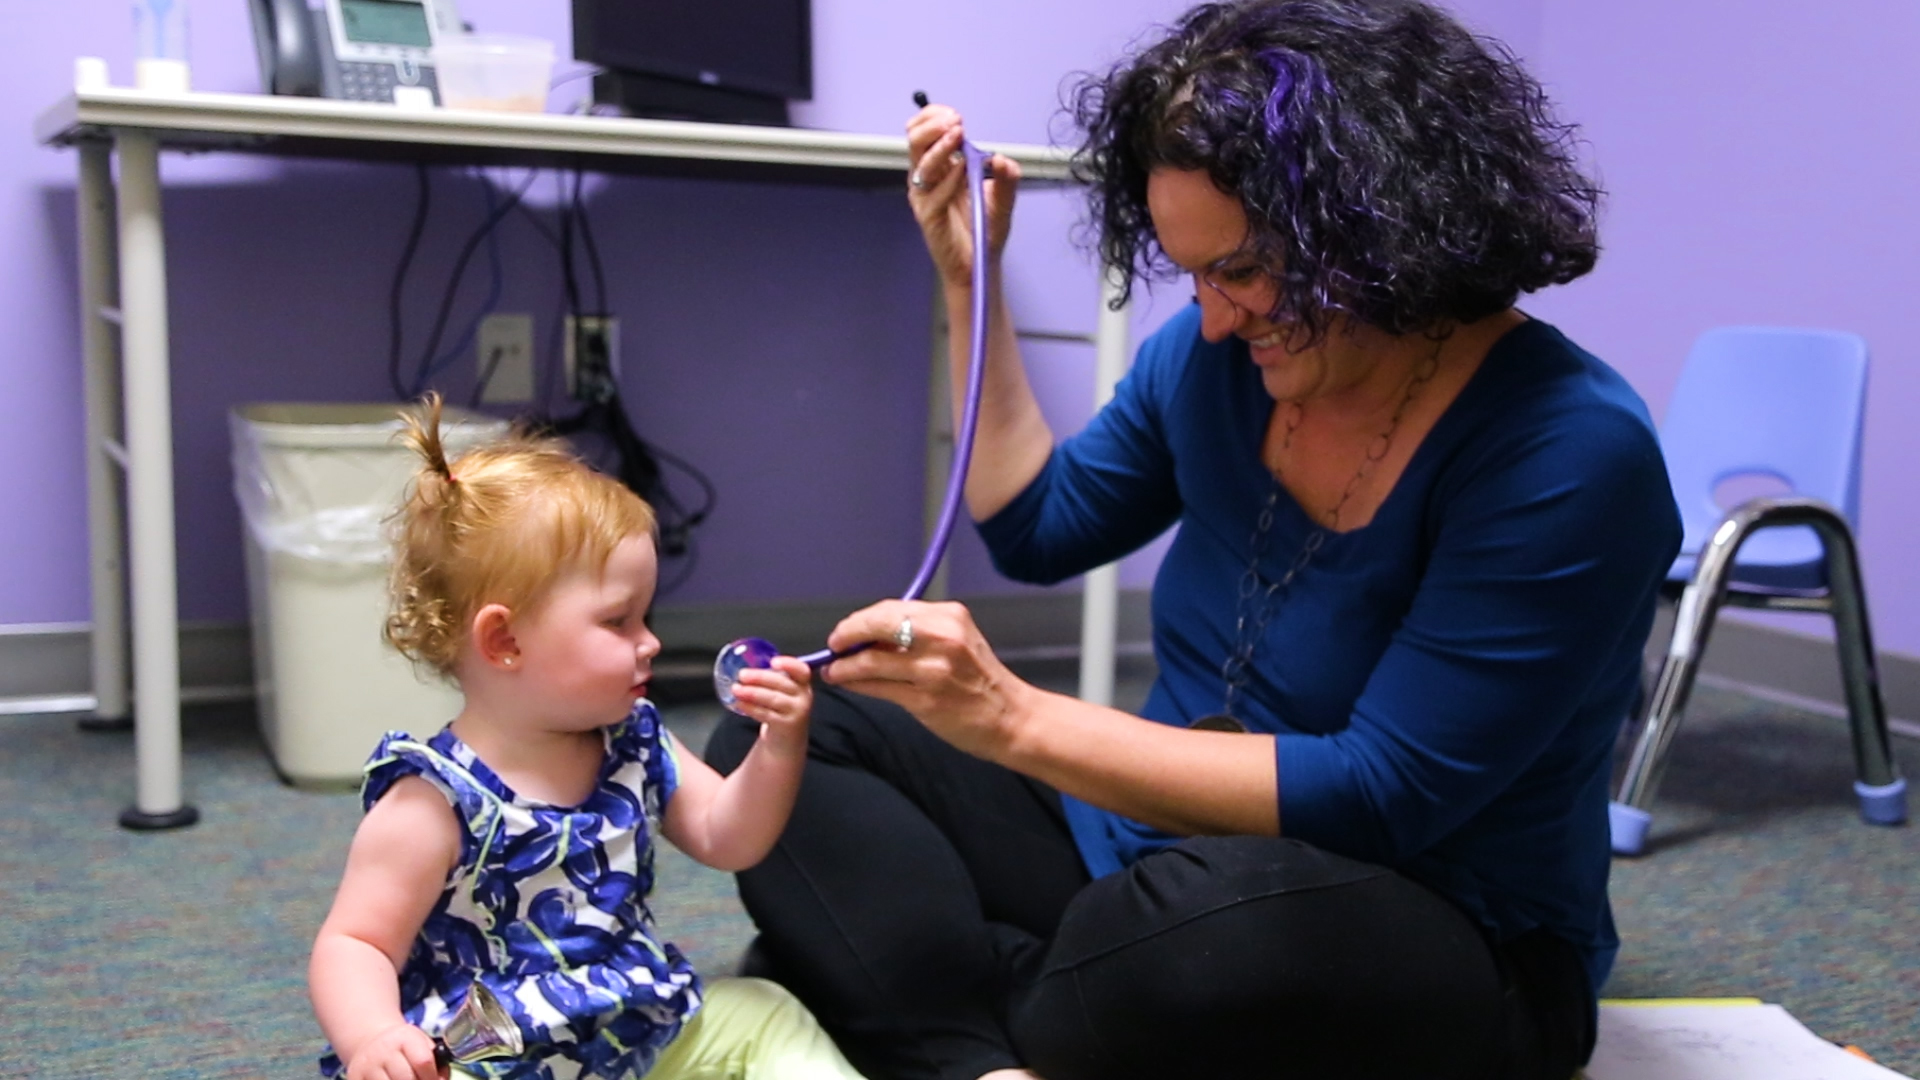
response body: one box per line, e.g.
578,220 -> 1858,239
36,87 -> 1077,187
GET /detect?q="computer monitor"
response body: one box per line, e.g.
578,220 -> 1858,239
572,0 -> 812,126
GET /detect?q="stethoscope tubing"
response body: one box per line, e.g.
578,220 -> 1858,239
796,125 -> 993,669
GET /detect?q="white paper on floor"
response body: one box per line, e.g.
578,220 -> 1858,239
1585,1003 -> 1913,1080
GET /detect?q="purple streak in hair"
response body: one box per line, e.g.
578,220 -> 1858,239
1257,49 -> 1299,135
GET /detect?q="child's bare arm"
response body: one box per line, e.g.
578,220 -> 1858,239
664,655 -> 811,871
310,776 -> 460,1080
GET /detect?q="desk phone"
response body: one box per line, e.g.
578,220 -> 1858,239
250,0 -> 465,103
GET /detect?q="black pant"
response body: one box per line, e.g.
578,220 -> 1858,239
704,686 -> 1594,1080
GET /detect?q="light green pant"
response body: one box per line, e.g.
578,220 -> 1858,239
645,977 -> 867,1080
457,977 -> 866,1080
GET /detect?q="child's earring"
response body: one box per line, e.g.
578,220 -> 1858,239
503,656 -> 516,667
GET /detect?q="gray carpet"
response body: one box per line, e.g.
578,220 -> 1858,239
0,673 -> 1914,1077
1602,683 -> 1920,1067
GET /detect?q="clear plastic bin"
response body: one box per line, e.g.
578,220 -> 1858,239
231,403 -> 508,786
431,33 -> 555,112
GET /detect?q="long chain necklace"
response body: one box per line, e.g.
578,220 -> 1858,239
1196,337 -> 1444,732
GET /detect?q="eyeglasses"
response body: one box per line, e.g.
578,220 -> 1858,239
1195,251 -> 1272,313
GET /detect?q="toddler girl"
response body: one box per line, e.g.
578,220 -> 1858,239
308,395 -> 864,1080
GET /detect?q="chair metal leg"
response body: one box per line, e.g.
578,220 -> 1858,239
1612,496 -> 1908,856
1612,575 -> 1725,855
1804,510 -> 1907,825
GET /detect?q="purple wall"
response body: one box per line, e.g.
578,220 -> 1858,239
4,0 -> 1203,626
8,0 -> 1678,644
1523,0 -> 1920,656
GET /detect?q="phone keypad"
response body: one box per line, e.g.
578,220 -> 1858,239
338,61 -> 437,104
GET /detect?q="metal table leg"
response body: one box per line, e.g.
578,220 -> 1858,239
77,140 -> 131,733
113,129 -> 196,830
1078,273 -> 1131,707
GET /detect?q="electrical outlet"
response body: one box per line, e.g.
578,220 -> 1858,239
477,313 -> 535,403
565,315 -> 621,402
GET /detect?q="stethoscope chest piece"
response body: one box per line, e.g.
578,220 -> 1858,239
713,637 -> 780,711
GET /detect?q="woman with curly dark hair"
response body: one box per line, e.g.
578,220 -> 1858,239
707,2 -> 1680,1078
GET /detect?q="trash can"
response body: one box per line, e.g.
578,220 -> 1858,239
231,403 -> 509,786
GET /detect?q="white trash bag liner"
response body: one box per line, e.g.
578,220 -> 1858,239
231,403 -> 509,565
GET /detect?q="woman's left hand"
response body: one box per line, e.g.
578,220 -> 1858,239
821,599 -> 1036,762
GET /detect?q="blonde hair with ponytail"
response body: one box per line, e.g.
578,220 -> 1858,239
385,393 -> 657,677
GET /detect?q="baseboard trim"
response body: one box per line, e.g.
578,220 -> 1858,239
4,594 -> 1915,731
0,621 -> 256,715
0,693 -> 98,717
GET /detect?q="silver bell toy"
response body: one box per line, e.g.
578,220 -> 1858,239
432,981 -> 524,1069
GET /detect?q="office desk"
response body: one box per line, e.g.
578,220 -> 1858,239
35,87 -> 1132,829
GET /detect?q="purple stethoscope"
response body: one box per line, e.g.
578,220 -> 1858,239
713,92 -> 994,710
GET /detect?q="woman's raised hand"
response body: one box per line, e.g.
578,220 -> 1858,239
822,599 -> 1036,763
907,102 -> 1023,287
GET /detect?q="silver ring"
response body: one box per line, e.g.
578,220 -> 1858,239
893,615 -> 914,651
909,171 -> 928,191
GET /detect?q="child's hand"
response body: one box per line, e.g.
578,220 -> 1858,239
345,1022 -> 444,1080
664,656 -> 812,870
730,655 -> 812,748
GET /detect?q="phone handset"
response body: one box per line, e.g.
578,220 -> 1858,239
248,0 -> 323,97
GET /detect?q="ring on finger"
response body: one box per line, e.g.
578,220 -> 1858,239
909,171 -> 928,191
893,615 -> 914,651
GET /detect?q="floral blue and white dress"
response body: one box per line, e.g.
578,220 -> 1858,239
319,702 -> 702,1080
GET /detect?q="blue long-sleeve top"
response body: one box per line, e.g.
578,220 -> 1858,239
977,307 -> 1681,992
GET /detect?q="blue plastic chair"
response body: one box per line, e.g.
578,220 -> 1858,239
1608,327 -> 1907,856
